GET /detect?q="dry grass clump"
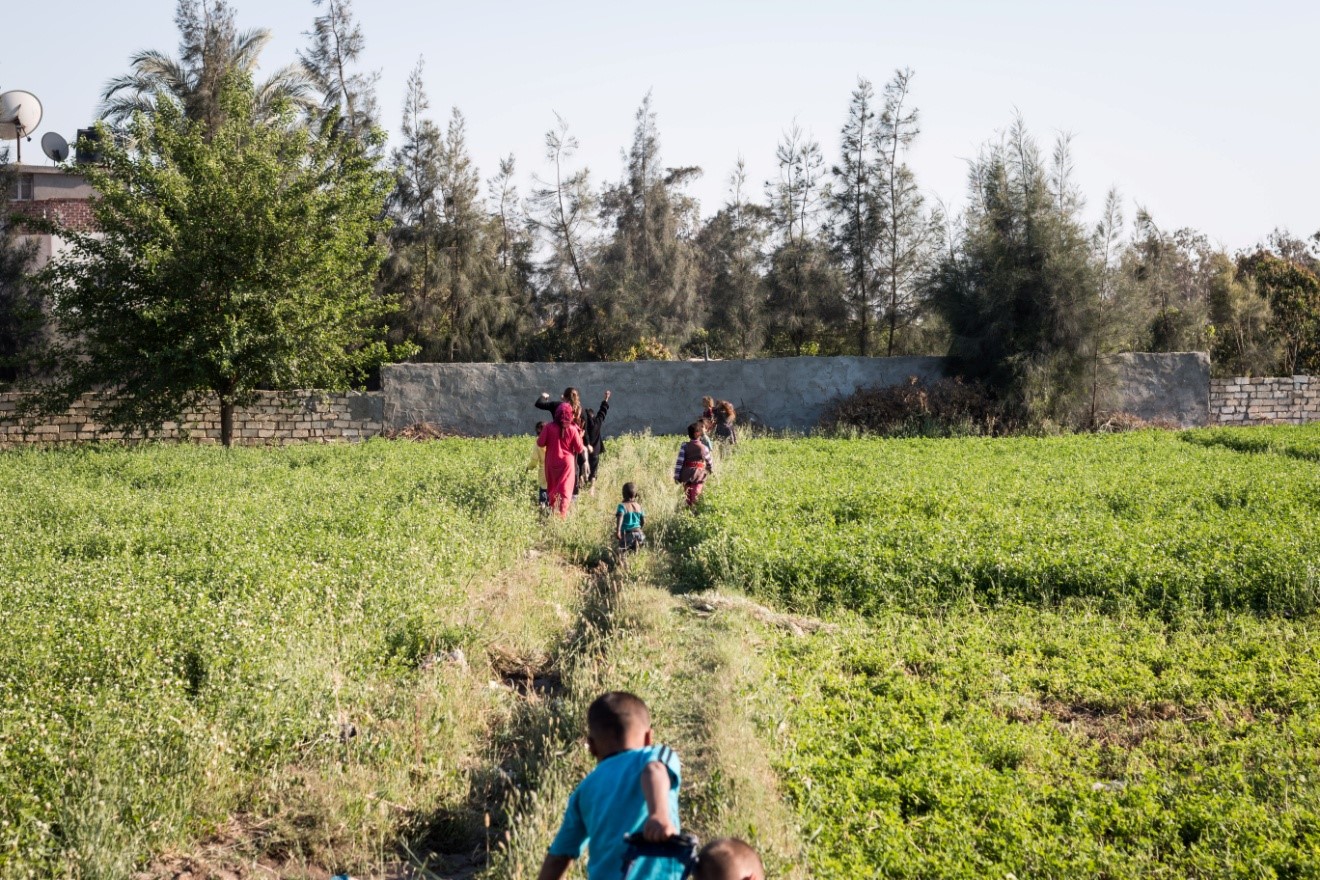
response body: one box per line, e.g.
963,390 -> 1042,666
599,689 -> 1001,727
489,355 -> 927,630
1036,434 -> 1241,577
819,375 -> 1011,437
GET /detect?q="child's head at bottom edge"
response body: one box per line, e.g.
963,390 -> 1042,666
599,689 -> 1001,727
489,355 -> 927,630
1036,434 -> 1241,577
621,482 -> 639,502
586,691 -> 653,758
695,837 -> 764,880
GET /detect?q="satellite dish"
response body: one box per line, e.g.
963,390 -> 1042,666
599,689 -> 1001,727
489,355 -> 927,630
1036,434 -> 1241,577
0,90 -> 43,139
41,132 -> 69,163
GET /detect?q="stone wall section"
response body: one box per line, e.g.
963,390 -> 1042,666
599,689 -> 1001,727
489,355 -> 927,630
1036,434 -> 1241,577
1209,376 -> 1320,426
1107,352 -> 1210,427
0,391 -> 383,448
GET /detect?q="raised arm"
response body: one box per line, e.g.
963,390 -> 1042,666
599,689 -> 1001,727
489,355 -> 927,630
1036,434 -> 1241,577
534,392 -> 556,413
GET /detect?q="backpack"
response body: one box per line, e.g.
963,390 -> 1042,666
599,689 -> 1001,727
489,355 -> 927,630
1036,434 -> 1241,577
679,441 -> 707,485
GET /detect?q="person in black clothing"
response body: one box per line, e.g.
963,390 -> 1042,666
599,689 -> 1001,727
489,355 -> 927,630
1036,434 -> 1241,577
582,390 -> 611,490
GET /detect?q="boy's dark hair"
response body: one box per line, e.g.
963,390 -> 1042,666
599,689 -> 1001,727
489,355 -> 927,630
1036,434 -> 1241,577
695,838 -> 763,879
622,482 -> 638,501
535,421 -> 545,432
587,691 -> 651,742
687,422 -> 702,440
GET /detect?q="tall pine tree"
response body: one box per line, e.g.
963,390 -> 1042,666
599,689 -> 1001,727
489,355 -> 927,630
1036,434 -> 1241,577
765,123 -> 844,355
698,159 -> 771,358
590,93 -> 702,359
830,78 -> 883,356
874,69 -> 941,356
528,115 -> 597,358
930,117 -> 1100,424
300,0 -> 380,147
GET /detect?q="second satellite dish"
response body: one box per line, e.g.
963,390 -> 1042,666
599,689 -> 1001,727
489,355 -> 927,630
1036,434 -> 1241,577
0,90 -> 43,139
41,132 -> 69,163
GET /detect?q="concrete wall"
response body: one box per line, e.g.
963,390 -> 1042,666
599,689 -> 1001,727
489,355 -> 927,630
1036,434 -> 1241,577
1107,352 -> 1210,427
382,356 -> 950,436
0,353 -> 1231,446
0,391 -> 383,448
1210,376 -> 1320,426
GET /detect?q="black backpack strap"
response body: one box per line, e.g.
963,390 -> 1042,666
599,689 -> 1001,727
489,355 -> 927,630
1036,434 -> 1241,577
621,833 -> 701,879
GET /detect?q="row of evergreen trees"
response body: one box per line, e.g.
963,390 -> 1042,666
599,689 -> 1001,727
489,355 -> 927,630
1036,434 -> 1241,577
3,0 -> 1318,426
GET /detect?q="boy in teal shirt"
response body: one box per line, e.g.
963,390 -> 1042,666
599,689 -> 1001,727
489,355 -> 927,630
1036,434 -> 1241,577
537,692 -> 682,880
616,482 -> 646,551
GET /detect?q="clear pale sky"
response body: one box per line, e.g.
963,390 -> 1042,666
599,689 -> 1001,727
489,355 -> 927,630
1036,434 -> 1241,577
3,0 -> 1316,251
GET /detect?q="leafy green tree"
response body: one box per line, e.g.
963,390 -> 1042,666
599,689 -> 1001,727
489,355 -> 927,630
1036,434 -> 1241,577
1207,253 -> 1275,377
1263,229 -> 1320,274
29,77 -> 403,447
697,159 -> 770,358
1238,250 -> 1320,375
930,117 -> 1100,423
100,0 -> 314,134
0,161 -> 40,387
299,0 -> 380,145
589,93 -> 702,359
1125,211 -> 1214,352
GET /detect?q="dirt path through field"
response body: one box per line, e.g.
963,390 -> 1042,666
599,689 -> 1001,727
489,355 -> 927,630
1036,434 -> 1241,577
480,438 -> 808,880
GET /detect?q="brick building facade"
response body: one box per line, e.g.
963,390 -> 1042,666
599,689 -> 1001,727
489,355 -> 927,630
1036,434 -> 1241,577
6,164 -> 96,269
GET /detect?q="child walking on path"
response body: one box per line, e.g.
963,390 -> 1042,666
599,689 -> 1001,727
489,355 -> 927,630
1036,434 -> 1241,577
537,692 -> 682,880
538,403 -> 586,517
616,482 -> 646,551
673,423 -> 715,509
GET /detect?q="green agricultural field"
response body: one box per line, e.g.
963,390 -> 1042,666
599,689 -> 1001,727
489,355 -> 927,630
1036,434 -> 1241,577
686,429 -> 1320,616
686,427 -> 1320,879
5,427 -> 1320,880
0,440 -> 557,878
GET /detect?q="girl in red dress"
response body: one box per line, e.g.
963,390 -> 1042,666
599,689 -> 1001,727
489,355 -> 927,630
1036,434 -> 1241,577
538,403 -> 586,516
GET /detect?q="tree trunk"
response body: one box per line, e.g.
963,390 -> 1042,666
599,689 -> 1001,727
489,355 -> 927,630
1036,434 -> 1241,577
887,280 -> 899,357
220,397 -> 235,448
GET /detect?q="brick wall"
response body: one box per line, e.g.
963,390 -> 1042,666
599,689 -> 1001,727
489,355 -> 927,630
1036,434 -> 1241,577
1209,376 -> 1320,426
9,198 -> 97,233
0,391 -> 384,448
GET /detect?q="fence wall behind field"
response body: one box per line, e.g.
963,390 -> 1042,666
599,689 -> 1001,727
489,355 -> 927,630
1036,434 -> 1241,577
0,353 -> 1287,445
381,356 -> 951,436
382,352 -> 1213,436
